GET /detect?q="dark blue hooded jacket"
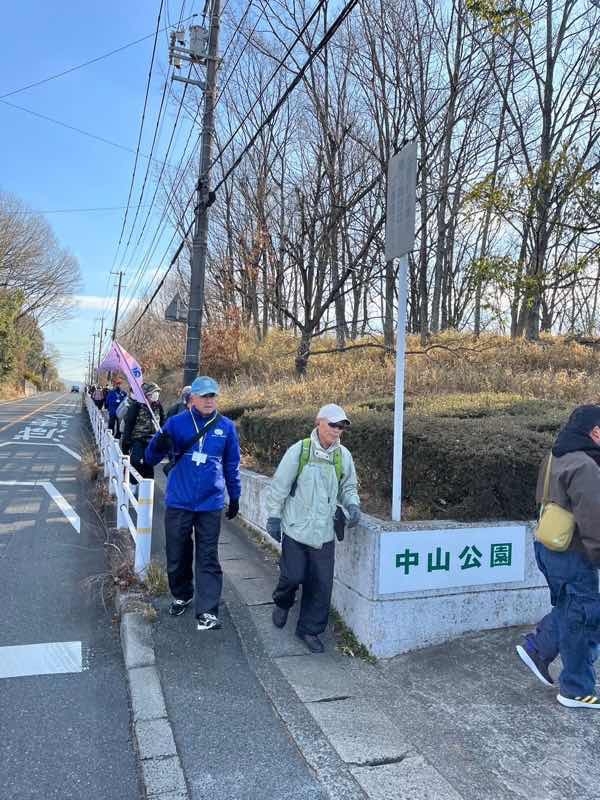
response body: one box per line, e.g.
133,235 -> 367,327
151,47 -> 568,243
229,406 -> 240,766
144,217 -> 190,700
144,408 -> 241,512
106,387 -> 127,415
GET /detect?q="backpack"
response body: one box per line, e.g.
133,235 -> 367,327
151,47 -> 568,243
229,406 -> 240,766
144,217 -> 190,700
290,438 -> 343,497
116,397 -> 130,422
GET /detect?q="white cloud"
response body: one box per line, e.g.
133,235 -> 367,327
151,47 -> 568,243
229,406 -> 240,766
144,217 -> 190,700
72,294 -> 117,311
72,294 -> 143,313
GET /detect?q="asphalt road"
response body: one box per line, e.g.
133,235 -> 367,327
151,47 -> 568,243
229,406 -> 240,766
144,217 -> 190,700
0,392 -> 140,800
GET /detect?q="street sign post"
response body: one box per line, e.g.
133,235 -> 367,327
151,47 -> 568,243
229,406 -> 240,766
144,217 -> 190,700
385,141 -> 417,522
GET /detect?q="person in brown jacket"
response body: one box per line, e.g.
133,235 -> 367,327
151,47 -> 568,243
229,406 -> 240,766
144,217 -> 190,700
516,405 -> 600,709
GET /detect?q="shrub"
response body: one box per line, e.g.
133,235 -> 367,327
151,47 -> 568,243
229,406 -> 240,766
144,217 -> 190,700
238,398 -> 569,521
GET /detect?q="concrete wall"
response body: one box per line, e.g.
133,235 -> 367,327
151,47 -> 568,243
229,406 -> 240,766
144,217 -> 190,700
238,468 -> 549,659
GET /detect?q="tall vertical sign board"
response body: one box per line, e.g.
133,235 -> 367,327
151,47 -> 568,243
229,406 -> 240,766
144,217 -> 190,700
385,142 -> 417,521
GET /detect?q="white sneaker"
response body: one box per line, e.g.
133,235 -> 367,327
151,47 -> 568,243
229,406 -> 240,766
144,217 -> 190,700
557,693 -> 600,708
196,612 -> 221,631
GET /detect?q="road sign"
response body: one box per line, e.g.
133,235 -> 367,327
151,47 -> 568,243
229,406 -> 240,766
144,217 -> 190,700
386,142 -> 417,521
385,141 -> 417,261
165,293 -> 188,323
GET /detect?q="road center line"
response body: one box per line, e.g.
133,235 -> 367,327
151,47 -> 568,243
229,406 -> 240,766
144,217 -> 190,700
0,394 -> 69,434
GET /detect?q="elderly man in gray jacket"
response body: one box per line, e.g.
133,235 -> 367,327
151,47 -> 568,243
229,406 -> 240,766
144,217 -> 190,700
266,404 -> 360,653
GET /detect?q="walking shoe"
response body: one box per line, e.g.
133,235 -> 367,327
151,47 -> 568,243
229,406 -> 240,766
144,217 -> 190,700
296,632 -> 324,653
516,642 -> 554,687
196,612 -> 222,631
557,693 -> 600,709
272,606 -> 289,629
169,598 -> 192,617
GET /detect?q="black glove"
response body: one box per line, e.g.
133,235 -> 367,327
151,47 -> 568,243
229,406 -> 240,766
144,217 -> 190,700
334,507 -> 346,542
226,498 -> 239,520
266,517 -> 282,542
155,430 -> 172,454
347,504 -> 361,528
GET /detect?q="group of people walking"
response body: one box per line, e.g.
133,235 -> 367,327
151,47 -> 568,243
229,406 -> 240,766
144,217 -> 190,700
142,378 -> 360,648
91,372 -> 600,703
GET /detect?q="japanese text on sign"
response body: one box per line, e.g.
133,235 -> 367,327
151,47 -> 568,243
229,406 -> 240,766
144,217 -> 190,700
379,526 -> 526,594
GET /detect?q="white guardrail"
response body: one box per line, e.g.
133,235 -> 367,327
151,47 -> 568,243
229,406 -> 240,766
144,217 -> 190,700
84,393 -> 154,577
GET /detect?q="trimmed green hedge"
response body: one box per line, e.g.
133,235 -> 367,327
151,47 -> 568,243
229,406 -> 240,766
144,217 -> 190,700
236,399 -> 572,521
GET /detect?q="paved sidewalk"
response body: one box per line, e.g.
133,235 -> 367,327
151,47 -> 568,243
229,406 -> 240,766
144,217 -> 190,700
146,473 -> 600,800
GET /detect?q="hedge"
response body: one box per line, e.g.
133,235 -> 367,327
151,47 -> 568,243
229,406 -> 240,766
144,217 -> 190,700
231,400 -> 572,521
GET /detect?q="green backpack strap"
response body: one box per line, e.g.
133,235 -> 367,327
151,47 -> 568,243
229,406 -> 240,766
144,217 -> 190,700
289,438 -> 343,497
333,448 -> 344,482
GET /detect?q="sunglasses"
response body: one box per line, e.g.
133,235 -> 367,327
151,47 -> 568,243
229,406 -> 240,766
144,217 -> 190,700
328,421 -> 348,430
200,393 -> 217,398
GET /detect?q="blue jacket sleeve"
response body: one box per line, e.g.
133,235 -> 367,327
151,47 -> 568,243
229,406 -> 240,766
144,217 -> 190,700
144,418 -> 172,466
223,421 -> 241,500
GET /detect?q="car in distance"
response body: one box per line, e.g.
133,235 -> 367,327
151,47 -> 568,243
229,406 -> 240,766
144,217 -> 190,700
70,385 -> 80,393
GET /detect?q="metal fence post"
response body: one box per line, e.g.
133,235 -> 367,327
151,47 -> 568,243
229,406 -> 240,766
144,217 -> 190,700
135,478 -> 154,577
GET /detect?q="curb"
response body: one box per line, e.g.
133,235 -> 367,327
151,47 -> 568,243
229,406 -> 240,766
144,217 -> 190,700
116,590 -> 190,800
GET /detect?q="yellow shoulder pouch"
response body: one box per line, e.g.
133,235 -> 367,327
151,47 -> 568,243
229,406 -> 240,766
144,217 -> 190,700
534,453 -> 575,552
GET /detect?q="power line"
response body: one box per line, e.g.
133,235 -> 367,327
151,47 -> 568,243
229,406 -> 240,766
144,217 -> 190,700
213,0 -> 359,192
0,17 -> 196,100
120,69 -> 171,260
117,125 -> 199,318
216,0 -> 267,106
123,0 -> 359,336
9,205 -> 154,215
119,0 -> 193,271
112,0 -> 166,270
0,99 -> 168,162
209,0 -> 329,176
122,217 -> 194,335
123,83 -> 194,275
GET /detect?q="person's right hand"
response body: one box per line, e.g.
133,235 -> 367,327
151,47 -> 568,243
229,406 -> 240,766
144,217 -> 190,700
155,431 -> 172,453
266,517 -> 282,542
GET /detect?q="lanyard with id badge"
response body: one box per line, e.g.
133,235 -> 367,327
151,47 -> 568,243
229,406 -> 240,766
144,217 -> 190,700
190,411 -> 213,465
163,411 -> 221,476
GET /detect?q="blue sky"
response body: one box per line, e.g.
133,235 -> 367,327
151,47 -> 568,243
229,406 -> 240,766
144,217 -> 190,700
0,0 -> 197,381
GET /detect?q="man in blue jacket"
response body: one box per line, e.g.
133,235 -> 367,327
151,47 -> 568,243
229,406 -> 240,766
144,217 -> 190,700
106,378 -> 127,438
145,376 -> 241,631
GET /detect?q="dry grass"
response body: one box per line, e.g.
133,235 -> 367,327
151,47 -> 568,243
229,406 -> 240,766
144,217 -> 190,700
213,330 -> 600,415
143,561 -> 169,596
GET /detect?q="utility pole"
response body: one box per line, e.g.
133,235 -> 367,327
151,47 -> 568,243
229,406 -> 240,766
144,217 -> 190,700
107,271 -> 124,383
97,317 -> 105,383
111,271 -> 124,340
91,334 -> 97,382
169,13 -> 221,385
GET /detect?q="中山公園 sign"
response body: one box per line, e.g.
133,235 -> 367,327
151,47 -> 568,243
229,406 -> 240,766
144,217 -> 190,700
379,526 -> 527,594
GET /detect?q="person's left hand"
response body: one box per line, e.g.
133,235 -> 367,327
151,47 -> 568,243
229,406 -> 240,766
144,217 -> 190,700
347,504 -> 360,527
226,498 -> 240,520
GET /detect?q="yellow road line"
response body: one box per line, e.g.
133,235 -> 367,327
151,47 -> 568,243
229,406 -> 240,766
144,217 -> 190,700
0,394 -> 68,434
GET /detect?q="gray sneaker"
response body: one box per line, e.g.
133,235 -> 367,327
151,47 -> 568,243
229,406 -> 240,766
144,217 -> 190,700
196,612 -> 222,631
516,642 -> 554,686
169,598 -> 192,617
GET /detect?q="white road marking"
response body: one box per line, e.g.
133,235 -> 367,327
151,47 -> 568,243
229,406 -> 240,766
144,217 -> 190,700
0,441 -> 81,461
0,641 -> 84,679
42,482 -> 80,533
0,481 -> 80,533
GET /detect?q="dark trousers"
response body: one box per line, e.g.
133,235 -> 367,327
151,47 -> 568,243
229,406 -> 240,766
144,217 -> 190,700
165,507 -> 223,617
108,413 -> 120,438
528,542 -> 600,697
130,439 -> 154,484
273,535 -> 335,636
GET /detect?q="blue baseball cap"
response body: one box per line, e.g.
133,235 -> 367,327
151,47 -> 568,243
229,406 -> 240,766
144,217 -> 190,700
190,376 -> 220,396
